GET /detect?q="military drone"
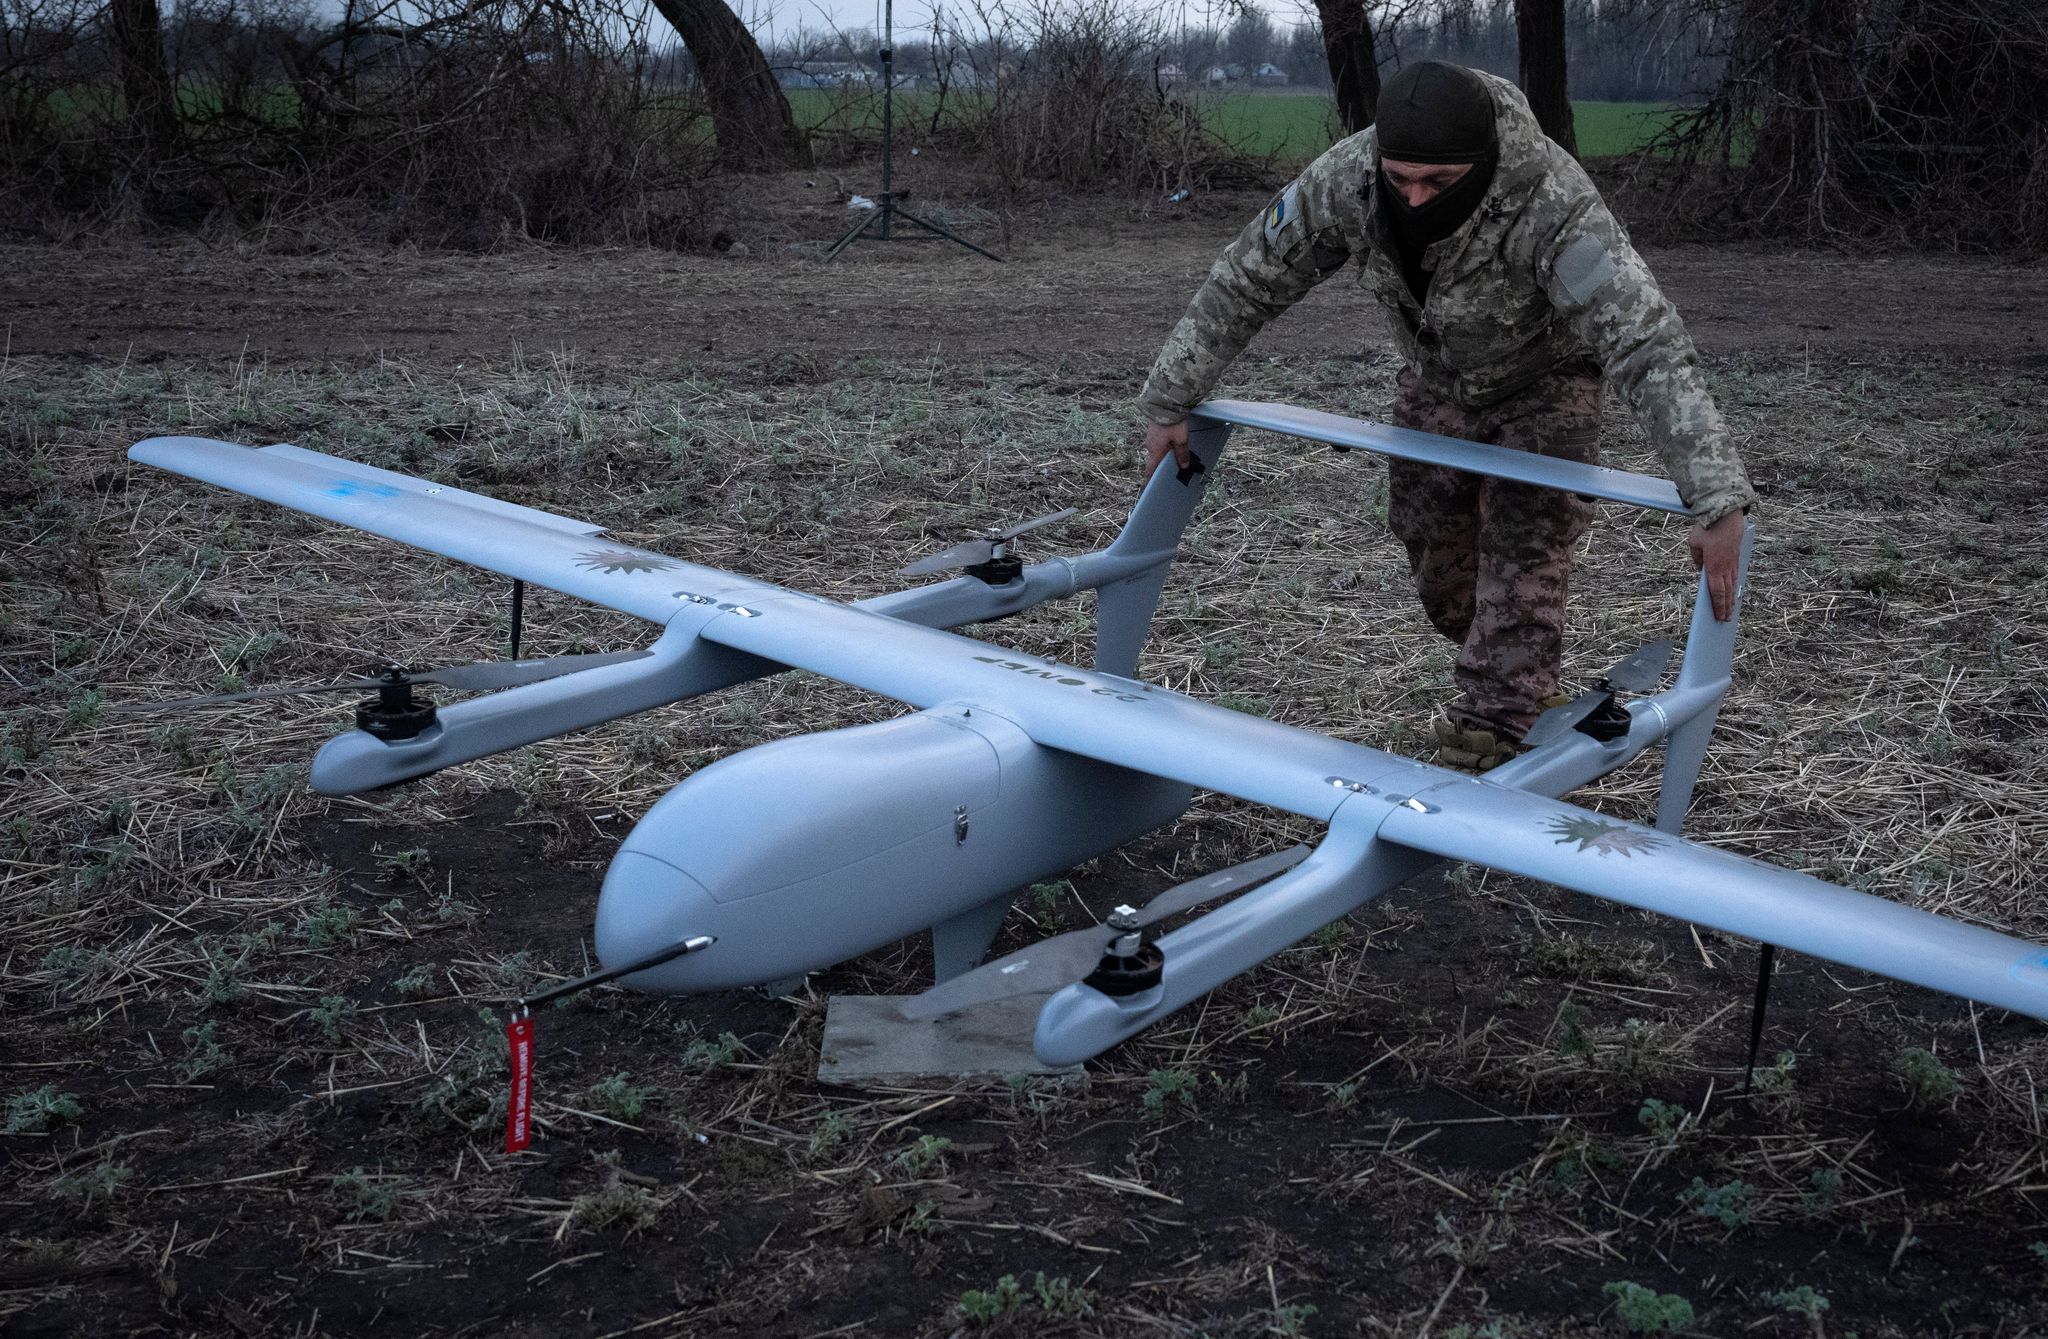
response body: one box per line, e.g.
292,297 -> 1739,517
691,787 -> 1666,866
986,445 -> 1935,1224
122,404 -> 2048,1067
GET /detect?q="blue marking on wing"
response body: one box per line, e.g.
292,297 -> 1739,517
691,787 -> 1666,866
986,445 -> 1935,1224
324,480 -> 403,500
2010,952 -> 2048,989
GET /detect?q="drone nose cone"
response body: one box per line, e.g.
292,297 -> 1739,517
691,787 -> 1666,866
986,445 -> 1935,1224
594,852 -> 719,992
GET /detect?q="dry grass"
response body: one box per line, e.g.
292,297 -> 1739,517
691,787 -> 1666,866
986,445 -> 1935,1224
3,335 -> 2046,1335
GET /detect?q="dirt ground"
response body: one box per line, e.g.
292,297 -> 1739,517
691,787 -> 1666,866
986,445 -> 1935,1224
4,189 -> 2047,1339
6,179 -> 2045,371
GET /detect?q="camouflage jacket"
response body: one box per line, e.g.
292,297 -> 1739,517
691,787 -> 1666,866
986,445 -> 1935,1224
1137,75 -> 1756,527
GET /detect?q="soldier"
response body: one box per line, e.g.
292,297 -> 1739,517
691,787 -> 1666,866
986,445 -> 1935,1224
1137,61 -> 1754,770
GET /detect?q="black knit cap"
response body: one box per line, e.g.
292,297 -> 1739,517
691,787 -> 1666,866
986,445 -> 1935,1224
1375,61 -> 1497,164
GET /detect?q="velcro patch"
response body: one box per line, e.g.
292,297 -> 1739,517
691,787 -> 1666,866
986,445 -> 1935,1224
1555,233 -> 1621,304
1263,184 -> 1300,244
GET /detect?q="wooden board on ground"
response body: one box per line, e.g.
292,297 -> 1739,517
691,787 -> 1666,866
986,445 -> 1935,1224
818,993 -> 1081,1084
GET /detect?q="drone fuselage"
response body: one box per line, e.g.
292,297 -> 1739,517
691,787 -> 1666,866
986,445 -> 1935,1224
594,705 -> 1190,991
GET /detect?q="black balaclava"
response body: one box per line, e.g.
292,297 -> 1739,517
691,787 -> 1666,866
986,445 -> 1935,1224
1374,61 -> 1499,301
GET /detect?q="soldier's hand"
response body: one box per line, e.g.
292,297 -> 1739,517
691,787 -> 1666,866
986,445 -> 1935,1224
1142,420 -> 1192,476
1689,511 -> 1745,621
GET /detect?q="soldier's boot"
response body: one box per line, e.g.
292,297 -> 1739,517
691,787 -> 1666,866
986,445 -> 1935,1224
1430,712 -> 1520,773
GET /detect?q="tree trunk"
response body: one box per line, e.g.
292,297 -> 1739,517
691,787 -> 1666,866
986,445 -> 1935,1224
108,0 -> 176,158
1515,0 -> 1577,157
1312,0 -> 1381,137
647,0 -> 810,171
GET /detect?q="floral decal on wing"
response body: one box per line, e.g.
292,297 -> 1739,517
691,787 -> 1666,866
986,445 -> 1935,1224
575,548 -> 678,575
1545,814 -> 1665,858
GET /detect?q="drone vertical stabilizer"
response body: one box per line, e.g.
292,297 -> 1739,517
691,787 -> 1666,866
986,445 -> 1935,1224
1093,419 -> 1228,678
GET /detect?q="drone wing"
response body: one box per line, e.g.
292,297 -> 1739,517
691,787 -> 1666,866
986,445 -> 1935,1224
697,596 -> 2048,1021
129,437 -> 758,624
1379,779 -> 2048,1021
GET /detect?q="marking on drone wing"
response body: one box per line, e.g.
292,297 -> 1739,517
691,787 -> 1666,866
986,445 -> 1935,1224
575,548 -> 680,575
1545,815 -> 1665,858
2011,953 -> 2048,990
971,655 -> 1144,702
324,480 -> 403,501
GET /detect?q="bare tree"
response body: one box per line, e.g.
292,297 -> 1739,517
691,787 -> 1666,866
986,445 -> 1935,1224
1311,0 -> 1381,133
647,0 -> 811,170
1640,0 -> 2047,252
108,0 -> 176,155
1514,0 -> 1576,154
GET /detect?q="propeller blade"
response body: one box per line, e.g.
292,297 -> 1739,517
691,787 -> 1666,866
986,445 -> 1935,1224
112,678 -> 382,712
1128,843 -> 1312,926
1605,638 -> 1674,694
113,649 -> 652,714
898,929 -> 1109,1020
1523,693 -> 1603,748
899,508 -> 1076,578
991,507 -> 1077,542
897,844 -> 1313,1021
410,649 -> 653,692
900,537 -> 998,578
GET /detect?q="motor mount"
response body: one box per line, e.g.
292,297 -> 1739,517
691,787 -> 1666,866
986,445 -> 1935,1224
355,666 -> 438,742
963,553 -> 1024,586
1577,691 -> 1633,743
1082,908 -> 1165,996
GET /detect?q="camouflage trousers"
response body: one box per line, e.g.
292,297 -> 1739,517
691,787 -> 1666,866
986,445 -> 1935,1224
1387,363 -> 1602,740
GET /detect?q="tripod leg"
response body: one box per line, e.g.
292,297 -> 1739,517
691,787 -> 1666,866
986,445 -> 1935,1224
892,205 -> 1005,262
1740,943 -> 1777,1095
825,208 -> 882,262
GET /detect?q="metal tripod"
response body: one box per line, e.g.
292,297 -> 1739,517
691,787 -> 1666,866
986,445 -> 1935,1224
824,0 -> 1003,263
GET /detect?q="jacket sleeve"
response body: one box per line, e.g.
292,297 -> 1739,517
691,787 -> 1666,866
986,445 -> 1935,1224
1137,137 -> 1372,426
1540,193 -> 1756,527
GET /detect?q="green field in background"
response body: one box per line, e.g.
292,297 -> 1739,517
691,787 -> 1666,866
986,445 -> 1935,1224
40,82 -> 1676,165
788,87 -> 1676,162
1168,94 -> 1679,160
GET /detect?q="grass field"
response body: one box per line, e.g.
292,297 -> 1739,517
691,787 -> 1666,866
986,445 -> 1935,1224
1202,94 -> 1674,160
789,86 -> 1676,162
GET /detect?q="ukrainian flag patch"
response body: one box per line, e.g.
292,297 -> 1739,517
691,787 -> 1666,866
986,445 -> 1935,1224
1263,185 -> 1298,243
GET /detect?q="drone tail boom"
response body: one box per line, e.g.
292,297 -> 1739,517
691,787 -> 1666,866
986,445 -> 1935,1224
1033,795 -> 1429,1066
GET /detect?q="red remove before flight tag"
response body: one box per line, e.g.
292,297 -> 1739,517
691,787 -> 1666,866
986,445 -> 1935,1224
504,1013 -> 535,1153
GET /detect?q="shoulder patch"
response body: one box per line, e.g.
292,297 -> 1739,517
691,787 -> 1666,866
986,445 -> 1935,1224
1264,184 -> 1300,244
1555,233 -> 1620,304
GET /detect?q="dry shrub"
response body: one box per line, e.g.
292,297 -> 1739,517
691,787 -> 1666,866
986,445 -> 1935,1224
914,0 -> 1271,197
0,0 -> 718,248
1636,0 -> 2048,254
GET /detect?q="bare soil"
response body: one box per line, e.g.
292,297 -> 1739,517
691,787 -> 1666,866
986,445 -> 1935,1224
4,193 -> 2047,1339
5,178 -> 2044,371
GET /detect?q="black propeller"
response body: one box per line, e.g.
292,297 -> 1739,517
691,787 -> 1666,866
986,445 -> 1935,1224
1523,639 -> 1674,747
897,844 -> 1312,1020
900,508 -> 1078,578
114,649 -> 654,713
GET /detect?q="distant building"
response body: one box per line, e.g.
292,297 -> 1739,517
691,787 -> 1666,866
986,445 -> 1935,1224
1157,62 -> 1184,84
1251,62 -> 1289,86
779,62 -> 876,88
